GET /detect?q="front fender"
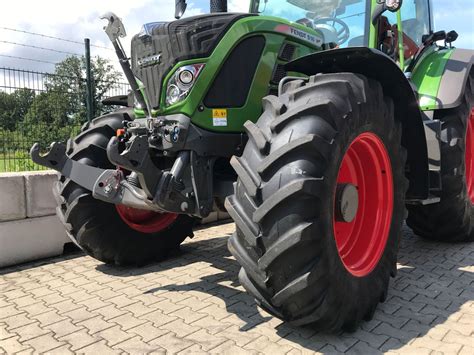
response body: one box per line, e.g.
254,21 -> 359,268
286,47 -> 429,200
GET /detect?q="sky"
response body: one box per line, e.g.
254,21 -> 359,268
0,0 -> 472,74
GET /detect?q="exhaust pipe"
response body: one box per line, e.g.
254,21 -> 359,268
176,0 -> 227,19
211,0 -> 227,13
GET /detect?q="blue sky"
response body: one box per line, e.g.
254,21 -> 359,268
432,0 -> 474,49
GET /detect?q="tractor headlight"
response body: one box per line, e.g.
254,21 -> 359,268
166,64 -> 204,106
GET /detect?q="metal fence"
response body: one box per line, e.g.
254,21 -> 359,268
0,67 -> 129,172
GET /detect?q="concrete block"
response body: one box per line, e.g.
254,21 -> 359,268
0,215 -> 70,268
0,173 -> 26,222
25,171 -> 58,218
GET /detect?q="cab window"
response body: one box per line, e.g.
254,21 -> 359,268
378,0 -> 431,63
257,0 -> 369,48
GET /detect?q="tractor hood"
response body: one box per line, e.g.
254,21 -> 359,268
131,13 -> 253,109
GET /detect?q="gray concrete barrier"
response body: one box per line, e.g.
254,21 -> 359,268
0,171 -> 230,268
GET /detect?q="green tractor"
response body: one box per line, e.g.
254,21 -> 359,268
32,0 -> 473,330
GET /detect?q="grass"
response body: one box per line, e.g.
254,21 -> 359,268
0,152 -> 46,173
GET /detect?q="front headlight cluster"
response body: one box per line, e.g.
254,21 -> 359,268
166,64 -> 205,106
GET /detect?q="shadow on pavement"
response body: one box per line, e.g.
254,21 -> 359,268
97,225 -> 474,353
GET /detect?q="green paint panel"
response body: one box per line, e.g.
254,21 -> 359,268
411,47 -> 454,110
156,16 -> 321,133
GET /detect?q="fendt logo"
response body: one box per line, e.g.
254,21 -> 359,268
138,54 -> 162,67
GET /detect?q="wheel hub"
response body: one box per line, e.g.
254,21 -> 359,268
335,183 -> 359,223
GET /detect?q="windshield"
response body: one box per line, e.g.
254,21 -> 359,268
256,0 -> 369,47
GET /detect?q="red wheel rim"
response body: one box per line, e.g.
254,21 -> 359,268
465,109 -> 474,203
333,132 -> 394,277
116,205 -> 178,234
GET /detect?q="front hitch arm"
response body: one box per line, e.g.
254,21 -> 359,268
30,143 -> 165,212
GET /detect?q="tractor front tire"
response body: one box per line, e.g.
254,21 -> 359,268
226,73 -> 408,331
407,71 -> 474,242
54,109 -> 195,266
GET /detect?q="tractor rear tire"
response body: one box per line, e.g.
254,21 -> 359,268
226,73 -> 408,331
54,109 -> 195,266
407,71 -> 474,242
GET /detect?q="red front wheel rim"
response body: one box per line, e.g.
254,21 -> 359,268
333,132 -> 394,277
465,109 -> 474,203
116,205 -> 178,234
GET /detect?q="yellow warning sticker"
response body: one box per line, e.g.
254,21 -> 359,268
212,109 -> 228,127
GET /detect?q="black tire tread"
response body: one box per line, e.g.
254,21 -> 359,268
407,70 -> 474,242
55,110 -> 195,265
228,73 -> 408,331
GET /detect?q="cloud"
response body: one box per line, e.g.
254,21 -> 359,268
0,0 -> 204,72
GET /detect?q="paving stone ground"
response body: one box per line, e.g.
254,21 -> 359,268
0,222 -> 473,354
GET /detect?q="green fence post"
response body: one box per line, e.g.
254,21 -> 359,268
84,38 -> 93,122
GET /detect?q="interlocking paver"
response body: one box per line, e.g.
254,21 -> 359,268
0,335 -> 33,353
149,332 -> 196,354
57,329 -> 99,351
160,318 -> 200,338
11,295 -> 42,309
128,322 -> 169,343
139,309 -> 177,327
0,305 -> 23,319
210,339 -> 253,354
95,325 -> 134,346
114,335 -> 165,353
30,310 -> 66,327
184,328 -> 227,351
19,302 -> 51,317
77,315 -> 114,334
2,313 -> 36,330
94,304 -> 128,321
111,313 -> 149,331
11,322 -> 50,342
44,318 -> 83,338
23,333 -> 66,353
77,339 -> 120,354
0,223 -> 472,354
171,306 -> 207,324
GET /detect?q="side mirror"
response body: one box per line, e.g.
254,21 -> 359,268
446,30 -> 459,44
175,0 -> 187,19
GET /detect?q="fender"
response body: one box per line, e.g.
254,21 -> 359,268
286,47 -> 429,200
413,48 -> 474,110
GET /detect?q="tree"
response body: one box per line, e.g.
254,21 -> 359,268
12,88 -> 36,120
0,92 -> 18,131
24,91 -> 71,127
0,89 -> 35,131
45,55 -> 124,122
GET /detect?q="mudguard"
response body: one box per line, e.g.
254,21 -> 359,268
413,48 -> 474,110
286,47 -> 429,200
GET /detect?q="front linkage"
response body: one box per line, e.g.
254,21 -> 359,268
31,113 -> 243,219
31,13 -> 243,220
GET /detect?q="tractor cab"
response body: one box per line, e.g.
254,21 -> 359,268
251,0 -> 433,67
